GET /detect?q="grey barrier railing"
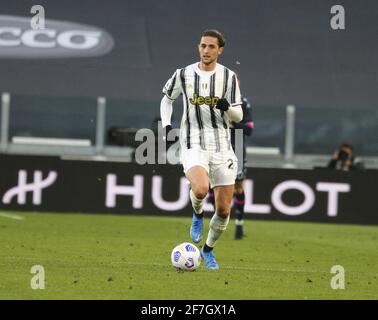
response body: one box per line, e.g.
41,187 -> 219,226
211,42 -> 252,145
1,92 -> 378,169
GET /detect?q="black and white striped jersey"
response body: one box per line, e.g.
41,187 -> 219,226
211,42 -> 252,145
162,62 -> 242,152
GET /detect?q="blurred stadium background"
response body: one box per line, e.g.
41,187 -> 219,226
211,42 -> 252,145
1,0 -> 378,164
0,0 -> 377,300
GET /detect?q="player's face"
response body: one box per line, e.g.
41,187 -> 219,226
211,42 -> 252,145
198,36 -> 223,66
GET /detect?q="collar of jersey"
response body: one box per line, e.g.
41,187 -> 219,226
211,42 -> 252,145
194,62 -> 219,77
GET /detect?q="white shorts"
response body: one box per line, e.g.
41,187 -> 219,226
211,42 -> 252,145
181,148 -> 238,188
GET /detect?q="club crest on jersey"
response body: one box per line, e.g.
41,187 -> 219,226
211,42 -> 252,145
189,93 -> 219,106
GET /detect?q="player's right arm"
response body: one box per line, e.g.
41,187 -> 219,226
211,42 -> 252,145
160,70 -> 182,129
160,95 -> 174,129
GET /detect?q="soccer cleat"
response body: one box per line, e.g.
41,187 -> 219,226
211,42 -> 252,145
235,225 -> 244,240
190,213 -> 204,243
200,247 -> 219,270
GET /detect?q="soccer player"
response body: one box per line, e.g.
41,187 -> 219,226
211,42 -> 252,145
160,29 -> 243,270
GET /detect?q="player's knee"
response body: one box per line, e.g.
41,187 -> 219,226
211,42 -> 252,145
192,186 -> 208,200
216,208 -> 230,219
234,182 -> 244,194
234,187 -> 243,194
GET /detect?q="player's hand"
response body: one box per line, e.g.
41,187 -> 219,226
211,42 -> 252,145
163,125 -> 172,142
215,98 -> 230,111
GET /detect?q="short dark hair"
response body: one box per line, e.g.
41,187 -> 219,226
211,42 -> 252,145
200,29 -> 226,47
341,142 -> 353,151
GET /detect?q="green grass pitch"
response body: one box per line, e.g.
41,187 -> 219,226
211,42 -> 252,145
0,211 -> 377,299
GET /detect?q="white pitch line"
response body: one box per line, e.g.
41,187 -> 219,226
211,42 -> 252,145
0,213 -> 24,220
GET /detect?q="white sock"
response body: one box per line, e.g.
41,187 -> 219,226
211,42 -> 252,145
205,213 -> 230,248
190,189 -> 205,214
235,219 -> 244,226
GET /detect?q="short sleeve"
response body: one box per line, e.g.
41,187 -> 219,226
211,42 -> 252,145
162,70 -> 182,100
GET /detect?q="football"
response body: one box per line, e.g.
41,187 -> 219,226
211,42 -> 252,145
171,242 -> 201,271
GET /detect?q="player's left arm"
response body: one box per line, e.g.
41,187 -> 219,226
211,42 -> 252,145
225,103 -> 242,123
232,97 -> 254,136
216,73 -> 242,123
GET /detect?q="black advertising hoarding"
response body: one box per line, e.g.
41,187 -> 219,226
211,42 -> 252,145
0,154 -> 377,225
